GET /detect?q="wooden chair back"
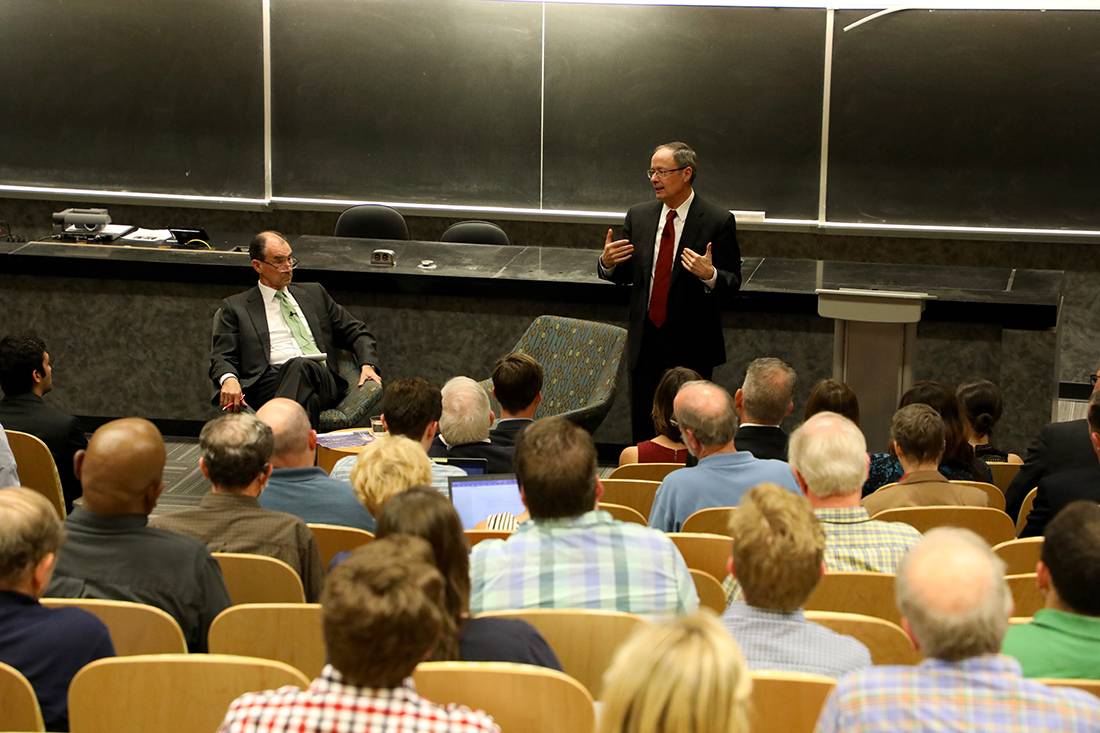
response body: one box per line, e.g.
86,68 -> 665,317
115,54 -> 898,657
871,506 -> 1016,546
0,661 -> 44,732
464,529 -> 513,549
40,598 -> 186,655
804,611 -> 918,665
68,654 -> 309,733
804,572 -> 900,625
749,671 -> 836,733
986,462 -> 1022,493
690,569 -> 728,614
5,430 -> 65,519
681,506 -> 738,537
208,603 -> 326,679
1016,487 -> 1039,536
1006,573 -> 1044,617
1009,616 -> 1033,625
598,501 -> 647,525
950,480 -> 1006,511
306,523 -> 374,568
598,479 -> 661,521
414,661 -> 595,733
608,462 -> 684,483
993,537 -> 1044,575
1038,678 -> 1100,699
477,608 -> 645,699
213,552 -> 306,604
667,532 -> 731,582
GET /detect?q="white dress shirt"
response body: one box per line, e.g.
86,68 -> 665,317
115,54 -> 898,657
219,282 -> 320,385
0,424 -> 20,488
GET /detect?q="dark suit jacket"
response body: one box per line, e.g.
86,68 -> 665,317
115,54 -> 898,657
1005,419 -> 1096,521
734,425 -> 789,462
598,195 -> 742,369
209,283 -> 378,398
489,418 -> 533,449
0,393 -> 86,510
1020,464 -> 1100,537
429,434 -> 514,474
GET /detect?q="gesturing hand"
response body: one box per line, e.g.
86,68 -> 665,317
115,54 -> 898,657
600,228 -> 634,270
681,242 -> 715,281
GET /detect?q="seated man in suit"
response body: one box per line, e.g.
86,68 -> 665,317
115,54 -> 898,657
210,231 -> 381,427
0,334 -> 87,510
733,356 -> 796,461
151,413 -> 324,601
430,376 -> 513,474
863,404 -> 989,515
489,352 -> 542,448
46,418 -> 230,652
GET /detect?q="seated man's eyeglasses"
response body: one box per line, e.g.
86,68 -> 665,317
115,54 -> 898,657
646,167 -> 687,179
261,256 -> 300,270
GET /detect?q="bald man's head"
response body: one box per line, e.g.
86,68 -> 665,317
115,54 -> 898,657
76,418 -> 166,516
256,398 -> 314,468
672,380 -> 737,448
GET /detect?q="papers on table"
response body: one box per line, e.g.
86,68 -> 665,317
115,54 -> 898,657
316,430 -> 375,449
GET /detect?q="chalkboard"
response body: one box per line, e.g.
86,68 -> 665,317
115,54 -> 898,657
272,0 -> 543,207
0,0 -> 264,199
541,5 -> 826,218
828,10 -> 1100,229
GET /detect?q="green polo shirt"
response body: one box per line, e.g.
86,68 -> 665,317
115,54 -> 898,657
1002,608 -> 1100,679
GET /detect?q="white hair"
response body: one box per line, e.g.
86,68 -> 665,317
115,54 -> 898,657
787,412 -> 867,498
439,376 -> 490,445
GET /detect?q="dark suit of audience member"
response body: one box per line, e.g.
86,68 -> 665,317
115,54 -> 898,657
437,376 -> 516,474
0,393 -> 86,511
489,418 -> 533,449
1006,418 -> 1096,522
734,424 -> 789,461
1020,465 -> 1100,538
732,357 -> 797,462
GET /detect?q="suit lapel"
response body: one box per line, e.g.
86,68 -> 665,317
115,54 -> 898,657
636,201 -> 662,292
245,287 -> 271,359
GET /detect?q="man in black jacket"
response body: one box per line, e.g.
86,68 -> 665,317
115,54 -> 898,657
489,352 -> 543,449
734,356 -> 796,461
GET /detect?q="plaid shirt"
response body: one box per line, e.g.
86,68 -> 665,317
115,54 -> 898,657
815,654 -> 1100,733
815,506 -> 921,574
218,664 -> 499,733
469,510 -> 698,616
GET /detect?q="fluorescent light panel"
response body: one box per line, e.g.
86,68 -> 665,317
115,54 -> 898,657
532,1 -> 1100,9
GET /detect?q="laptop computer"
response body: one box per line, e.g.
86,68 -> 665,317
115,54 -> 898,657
432,456 -> 488,476
447,473 -> 524,530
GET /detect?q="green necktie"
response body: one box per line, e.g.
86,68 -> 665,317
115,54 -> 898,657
274,290 -> 322,356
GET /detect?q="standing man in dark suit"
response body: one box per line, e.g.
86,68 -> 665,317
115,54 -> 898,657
210,231 -> 381,427
598,142 -> 742,442
0,334 -> 87,511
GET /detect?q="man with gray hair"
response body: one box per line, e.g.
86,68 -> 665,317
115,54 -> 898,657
816,528 -> 1100,731
151,412 -> 323,601
0,488 -> 114,731
734,357 -> 796,461
790,411 -> 920,573
430,376 -> 513,474
648,380 -> 799,532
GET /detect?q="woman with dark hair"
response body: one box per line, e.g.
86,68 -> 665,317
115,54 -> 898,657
863,380 -> 993,496
957,380 -> 1022,464
804,378 -> 861,425
619,366 -> 703,465
374,487 -> 561,669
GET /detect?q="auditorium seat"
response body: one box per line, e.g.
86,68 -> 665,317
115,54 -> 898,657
40,598 -> 186,656
608,462 -> 684,482
464,529 -> 512,548
1016,487 -> 1039,536
5,430 -> 65,519
306,523 -> 374,568
690,568 -> 727,614
597,479 -> 661,521
440,220 -> 510,245
597,502 -> 647,525
804,611 -> 919,665
804,572 -> 900,626
208,604 -> 325,678
334,204 -> 409,240
870,505 -> 1015,546
1005,573 -> 1044,617
681,506 -> 737,536
993,536 -> 1043,575
949,480 -> 1007,511
213,553 -> 306,604
749,670 -> 835,733
0,661 -> 44,732
986,462 -> 1022,493
667,532 -> 731,582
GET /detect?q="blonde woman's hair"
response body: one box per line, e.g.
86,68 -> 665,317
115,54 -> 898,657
349,434 -> 433,516
599,612 -> 751,733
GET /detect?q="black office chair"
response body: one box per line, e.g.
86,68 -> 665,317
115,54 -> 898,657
440,220 -> 510,246
334,205 -> 410,240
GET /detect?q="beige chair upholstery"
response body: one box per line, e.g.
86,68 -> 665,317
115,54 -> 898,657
986,462 -> 1022,493
598,479 -> 661,521
1038,678 -> 1100,699
68,654 -> 309,733
40,598 -> 186,655
608,462 -> 684,483
681,506 -> 737,536
208,603 -> 326,679
1016,487 -> 1039,536
464,529 -> 512,549
804,572 -> 900,626
690,569 -> 727,614
213,553 -> 306,604
750,670 -> 836,733
950,480 -> 1006,511
804,611 -> 919,665
306,523 -> 374,568
871,506 -> 1016,546
0,661 -> 44,732
598,502 -> 647,525
414,661 -> 595,733
993,537 -> 1044,575
667,532 -> 731,582
1005,573 -> 1044,617
476,608 -> 645,698
5,430 -> 65,519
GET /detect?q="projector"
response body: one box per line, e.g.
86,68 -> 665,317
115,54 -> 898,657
52,208 -> 111,233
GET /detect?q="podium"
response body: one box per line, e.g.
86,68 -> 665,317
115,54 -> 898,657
816,288 -> 935,451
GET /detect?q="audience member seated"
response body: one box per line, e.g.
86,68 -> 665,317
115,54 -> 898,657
429,376 -> 513,474
958,379 -> 1023,464
332,377 -> 464,495
470,417 -> 697,615
649,380 -> 799,533
803,378 -> 860,425
151,413 -> 323,601
1003,501 -> 1100,678
722,484 -> 871,677
1006,363 -> 1100,521
0,334 -> 86,511
218,536 -> 500,733
816,528 -> 1100,732
1019,390 -> 1100,538
46,418 -> 230,652
599,613 -> 751,733
863,380 -> 992,496
255,398 -> 375,532
488,352 -> 543,448
733,357 -> 796,461
0,423 -> 18,488
863,404 -> 989,515
0,489 -> 114,731
349,434 -> 433,519
618,366 -> 700,466
789,412 -> 921,573
375,489 -> 561,670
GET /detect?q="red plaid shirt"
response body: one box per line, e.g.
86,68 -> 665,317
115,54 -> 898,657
218,664 -> 499,733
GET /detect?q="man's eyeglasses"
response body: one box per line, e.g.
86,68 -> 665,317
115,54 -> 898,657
260,256 -> 299,270
646,167 -> 686,179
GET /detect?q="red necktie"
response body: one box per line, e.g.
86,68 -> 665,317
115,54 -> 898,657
648,209 -> 677,328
